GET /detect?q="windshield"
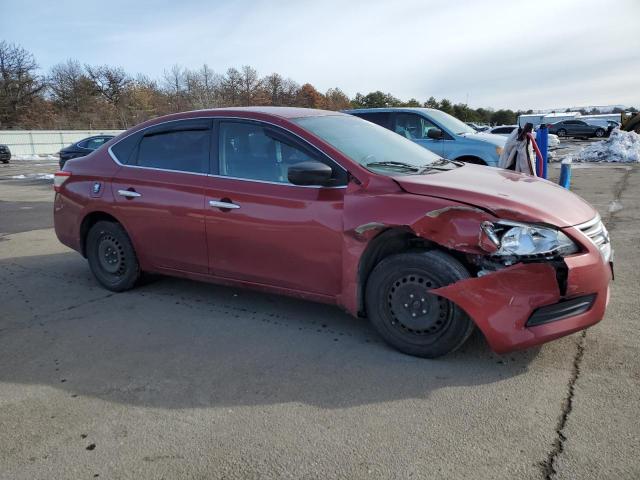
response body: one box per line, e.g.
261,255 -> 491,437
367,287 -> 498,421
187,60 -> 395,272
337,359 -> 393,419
293,115 -> 455,175
426,109 -> 476,135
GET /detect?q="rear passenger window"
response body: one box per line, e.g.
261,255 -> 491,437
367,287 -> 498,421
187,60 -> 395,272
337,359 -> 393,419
137,129 -> 210,173
111,132 -> 141,165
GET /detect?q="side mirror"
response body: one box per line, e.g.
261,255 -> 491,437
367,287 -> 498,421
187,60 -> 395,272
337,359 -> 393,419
427,128 -> 444,140
288,161 -> 333,186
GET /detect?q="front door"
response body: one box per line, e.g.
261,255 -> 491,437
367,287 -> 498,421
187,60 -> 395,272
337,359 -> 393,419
111,119 -> 210,273
204,120 -> 346,296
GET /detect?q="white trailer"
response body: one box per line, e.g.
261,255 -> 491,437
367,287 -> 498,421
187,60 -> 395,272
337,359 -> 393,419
517,114 -> 547,127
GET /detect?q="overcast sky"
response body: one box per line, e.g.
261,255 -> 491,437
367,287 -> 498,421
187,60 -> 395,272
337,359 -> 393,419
4,0 -> 639,110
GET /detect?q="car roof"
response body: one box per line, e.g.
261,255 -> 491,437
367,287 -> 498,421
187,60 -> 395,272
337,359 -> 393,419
190,106 -> 344,119
346,107 -> 440,115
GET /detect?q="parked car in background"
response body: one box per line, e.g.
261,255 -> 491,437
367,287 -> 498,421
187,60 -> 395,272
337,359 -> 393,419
548,120 -> 606,138
486,125 -> 517,136
54,107 -> 612,358
59,135 -> 115,168
585,119 -> 619,136
346,108 -> 506,166
0,144 -> 11,163
465,122 -> 490,132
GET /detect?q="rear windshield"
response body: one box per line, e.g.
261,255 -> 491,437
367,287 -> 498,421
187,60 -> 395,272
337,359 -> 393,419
293,115 -> 454,175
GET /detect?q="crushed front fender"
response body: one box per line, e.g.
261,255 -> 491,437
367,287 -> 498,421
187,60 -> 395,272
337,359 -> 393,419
432,262 -> 608,353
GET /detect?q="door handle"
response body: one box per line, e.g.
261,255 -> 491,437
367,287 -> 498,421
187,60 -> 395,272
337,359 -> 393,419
209,200 -> 240,210
118,189 -> 142,198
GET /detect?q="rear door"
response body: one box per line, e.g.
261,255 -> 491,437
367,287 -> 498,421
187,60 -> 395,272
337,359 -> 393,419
203,119 -> 347,296
111,119 -> 211,273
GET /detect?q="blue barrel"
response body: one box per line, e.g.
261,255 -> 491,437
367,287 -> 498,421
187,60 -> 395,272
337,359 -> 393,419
536,124 -> 549,179
559,160 -> 572,189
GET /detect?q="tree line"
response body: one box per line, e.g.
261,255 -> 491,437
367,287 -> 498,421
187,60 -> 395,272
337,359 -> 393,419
0,41 -> 631,131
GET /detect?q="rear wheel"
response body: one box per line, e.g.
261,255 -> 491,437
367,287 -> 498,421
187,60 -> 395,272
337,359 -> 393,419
556,129 -> 566,137
86,221 -> 140,292
365,250 -> 475,358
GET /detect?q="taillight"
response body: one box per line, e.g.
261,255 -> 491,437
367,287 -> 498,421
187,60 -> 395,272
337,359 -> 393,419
53,171 -> 71,192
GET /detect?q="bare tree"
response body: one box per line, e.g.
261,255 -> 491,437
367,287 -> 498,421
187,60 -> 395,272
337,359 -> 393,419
0,41 -> 45,127
85,64 -> 131,127
185,64 -> 222,109
220,67 -> 242,106
162,64 -> 187,112
48,60 -> 95,113
238,65 -> 262,106
281,78 -> 300,106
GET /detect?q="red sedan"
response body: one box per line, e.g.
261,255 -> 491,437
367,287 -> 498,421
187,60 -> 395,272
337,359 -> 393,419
53,107 -> 613,357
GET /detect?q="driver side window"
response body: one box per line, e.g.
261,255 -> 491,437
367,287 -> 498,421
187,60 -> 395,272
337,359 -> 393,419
394,113 -> 438,140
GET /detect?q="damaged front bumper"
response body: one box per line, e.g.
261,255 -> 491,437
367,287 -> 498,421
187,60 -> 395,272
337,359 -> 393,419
432,230 -> 613,354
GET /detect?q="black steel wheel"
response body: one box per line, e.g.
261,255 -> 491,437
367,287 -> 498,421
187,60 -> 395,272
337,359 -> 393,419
365,250 -> 474,358
86,221 -> 140,292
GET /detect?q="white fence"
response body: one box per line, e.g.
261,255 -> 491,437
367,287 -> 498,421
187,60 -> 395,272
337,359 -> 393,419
0,130 -> 124,155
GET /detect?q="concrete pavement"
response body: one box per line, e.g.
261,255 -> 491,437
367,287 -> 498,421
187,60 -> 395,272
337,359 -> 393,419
0,160 -> 638,479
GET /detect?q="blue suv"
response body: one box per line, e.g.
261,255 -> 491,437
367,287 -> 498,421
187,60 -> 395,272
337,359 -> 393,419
346,108 -> 506,166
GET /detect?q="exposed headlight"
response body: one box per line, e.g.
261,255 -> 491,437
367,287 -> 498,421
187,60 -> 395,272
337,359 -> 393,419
495,146 -> 504,156
481,221 -> 578,257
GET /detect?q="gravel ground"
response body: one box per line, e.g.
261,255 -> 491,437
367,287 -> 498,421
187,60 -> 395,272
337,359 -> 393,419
0,156 -> 638,480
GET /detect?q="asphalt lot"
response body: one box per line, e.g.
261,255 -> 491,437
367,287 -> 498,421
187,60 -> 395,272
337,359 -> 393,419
0,152 -> 639,479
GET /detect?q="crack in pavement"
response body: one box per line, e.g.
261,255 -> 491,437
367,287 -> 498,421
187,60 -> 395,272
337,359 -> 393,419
540,166 -> 634,479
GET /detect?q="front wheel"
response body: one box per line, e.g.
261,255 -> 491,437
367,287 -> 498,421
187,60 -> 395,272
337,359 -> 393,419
595,128 -> 605,138
86,221 -> 140,292
365,250 -> 475,358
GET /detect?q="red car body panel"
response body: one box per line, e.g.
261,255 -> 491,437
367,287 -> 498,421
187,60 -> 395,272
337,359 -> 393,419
394,166 -> 596,228
204,177 -> 344,295
54,107 -> 613,354
111,167 -> 208,274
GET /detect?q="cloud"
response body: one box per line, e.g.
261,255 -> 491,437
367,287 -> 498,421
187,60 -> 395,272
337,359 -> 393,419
4,0 -> 640,109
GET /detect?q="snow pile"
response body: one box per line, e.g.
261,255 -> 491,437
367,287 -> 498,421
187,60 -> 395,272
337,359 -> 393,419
575,129 -> 640,163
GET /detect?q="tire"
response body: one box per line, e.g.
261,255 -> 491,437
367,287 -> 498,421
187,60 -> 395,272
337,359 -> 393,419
557,129 -> 566,137
365,250 -> 475,358
595,128 -> 605,138
86,221 -> 140,292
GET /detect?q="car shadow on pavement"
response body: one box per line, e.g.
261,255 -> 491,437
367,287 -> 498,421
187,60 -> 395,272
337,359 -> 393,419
0,252 -> 541,410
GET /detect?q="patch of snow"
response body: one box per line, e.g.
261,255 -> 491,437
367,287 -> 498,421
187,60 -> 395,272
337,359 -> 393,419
10,173 -> 54,180
12,154 -> 59,161
574,130 -> 640,163
548,134 -> 560,148
608,200 -> 624,213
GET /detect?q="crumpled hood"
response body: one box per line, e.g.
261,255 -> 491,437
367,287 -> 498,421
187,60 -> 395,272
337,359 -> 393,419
394,164 -> 596,227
